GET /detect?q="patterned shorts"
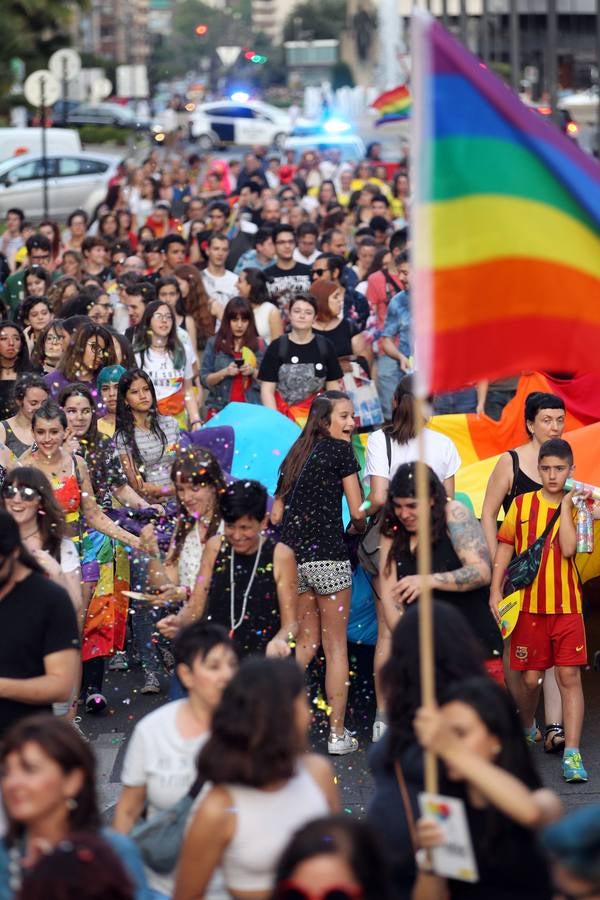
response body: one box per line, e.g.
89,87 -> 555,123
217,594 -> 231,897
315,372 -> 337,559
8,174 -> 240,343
297,560 -> 353,596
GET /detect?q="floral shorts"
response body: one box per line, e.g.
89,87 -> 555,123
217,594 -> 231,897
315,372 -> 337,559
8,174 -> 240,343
297,560 -> 353,596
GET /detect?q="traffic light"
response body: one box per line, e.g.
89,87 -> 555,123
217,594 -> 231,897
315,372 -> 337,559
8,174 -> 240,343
195,24 -> 208,35
243,50 -> 267,64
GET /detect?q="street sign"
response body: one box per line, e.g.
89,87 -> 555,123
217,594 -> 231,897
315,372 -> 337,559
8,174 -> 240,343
91,77 -> 113,102
116,64 -> 149,99
23,70 -> 60,107
49,48 -> 82,82
216,46 -> 241,67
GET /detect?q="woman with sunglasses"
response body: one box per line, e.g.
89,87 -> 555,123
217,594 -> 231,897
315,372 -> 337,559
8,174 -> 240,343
236,268 -> 283,346
0,373 -> 48,458
44,322 -> 116,412
1,467 -> 81,615
0,321 -> 32,421
30,320 -> 69,376
200,297 -> 263,417
133,299 -> 201,430
271,817 -> 394,900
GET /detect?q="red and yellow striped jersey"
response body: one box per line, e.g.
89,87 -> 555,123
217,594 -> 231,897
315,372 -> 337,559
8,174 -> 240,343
498,490 -> 582,614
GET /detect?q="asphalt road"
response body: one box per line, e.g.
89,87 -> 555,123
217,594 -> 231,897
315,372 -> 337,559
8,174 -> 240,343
86,587 -> 600,825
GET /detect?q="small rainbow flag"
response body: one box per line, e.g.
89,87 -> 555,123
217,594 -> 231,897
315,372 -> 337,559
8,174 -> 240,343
372,84 -> 411,125
411,11 -> 600,395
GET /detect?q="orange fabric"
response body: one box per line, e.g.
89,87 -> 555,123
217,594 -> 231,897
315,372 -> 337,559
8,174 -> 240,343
53,474 -> 81,516
157,385 -> 185,417
275,391 -> 318,428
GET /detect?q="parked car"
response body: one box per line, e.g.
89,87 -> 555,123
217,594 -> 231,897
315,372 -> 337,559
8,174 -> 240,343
187,100 -> 292,149
0,151 -> 122,221
64,103 -> 150,131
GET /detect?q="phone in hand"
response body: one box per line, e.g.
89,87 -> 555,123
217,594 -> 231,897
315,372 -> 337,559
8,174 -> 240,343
234,358 -> 244,369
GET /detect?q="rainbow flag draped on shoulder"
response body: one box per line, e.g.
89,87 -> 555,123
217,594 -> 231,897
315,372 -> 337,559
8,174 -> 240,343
411,12 -> 600,396
372,85 -> 411,125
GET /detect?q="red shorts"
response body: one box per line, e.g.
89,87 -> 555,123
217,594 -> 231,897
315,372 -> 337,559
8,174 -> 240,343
510,612 -> 587,670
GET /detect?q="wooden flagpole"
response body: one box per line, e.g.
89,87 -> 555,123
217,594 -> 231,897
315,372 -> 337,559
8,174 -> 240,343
414,394 -> 438,793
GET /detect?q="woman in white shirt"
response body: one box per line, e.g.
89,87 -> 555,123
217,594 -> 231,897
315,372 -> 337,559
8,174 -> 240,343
364,376 -> 461,743
113,622 -> 239,900
134,299 -> 201,431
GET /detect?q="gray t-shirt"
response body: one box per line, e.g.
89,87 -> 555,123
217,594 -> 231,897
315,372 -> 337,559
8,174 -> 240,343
115,415 -> 179,487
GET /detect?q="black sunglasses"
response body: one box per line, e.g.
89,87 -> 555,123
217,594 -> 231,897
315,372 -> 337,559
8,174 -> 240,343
311,268 -> 327,279
2,485 -> 40,502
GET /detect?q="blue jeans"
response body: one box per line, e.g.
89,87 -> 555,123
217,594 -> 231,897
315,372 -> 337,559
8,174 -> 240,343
376,354 -> 403,421
432,387 -> 477,415
129,551 -> 167,676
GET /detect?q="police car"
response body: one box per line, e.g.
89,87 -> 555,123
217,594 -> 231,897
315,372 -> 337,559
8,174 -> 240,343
189,100 -> 293,149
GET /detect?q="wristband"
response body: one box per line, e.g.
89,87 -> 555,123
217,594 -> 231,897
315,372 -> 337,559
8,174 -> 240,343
190,419 -> 201,425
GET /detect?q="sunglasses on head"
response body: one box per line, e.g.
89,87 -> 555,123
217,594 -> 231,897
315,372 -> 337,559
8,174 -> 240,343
273,883 -> 363,900
2,485 -> 39,502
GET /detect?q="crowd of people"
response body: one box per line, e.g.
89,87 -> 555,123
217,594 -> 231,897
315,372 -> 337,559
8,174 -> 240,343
0,141 -> 598,899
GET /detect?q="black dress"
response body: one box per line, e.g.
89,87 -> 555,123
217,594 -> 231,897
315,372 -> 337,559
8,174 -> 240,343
395,532 -> 503,658
204,535 -> 279,655
501,449 -> 541,514
279,437 -> 360,565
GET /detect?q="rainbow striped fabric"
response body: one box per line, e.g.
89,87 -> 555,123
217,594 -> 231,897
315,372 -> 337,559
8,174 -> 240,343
412,12 -> 600,395
372,84 -> 411,125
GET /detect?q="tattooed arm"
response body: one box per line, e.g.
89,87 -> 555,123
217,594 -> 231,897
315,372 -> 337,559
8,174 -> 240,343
431,500 -> 492,591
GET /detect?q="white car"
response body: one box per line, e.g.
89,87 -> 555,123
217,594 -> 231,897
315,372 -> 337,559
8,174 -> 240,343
188,100 -> 292,149
0,151 -> 123,221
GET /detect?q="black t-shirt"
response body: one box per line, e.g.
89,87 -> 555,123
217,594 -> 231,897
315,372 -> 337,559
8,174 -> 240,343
263,262 -> 311,308
0,572 -> 80,736
258,335 -> 343,405
314,318 -> 359,358
278,436 -> 359,563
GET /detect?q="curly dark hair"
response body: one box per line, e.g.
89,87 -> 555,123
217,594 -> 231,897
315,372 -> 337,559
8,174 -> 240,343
115,368 -> 167,470
197,658 -> 305,787
277,391 -> 352,500
381,603 -> 486,762
16,295 -> 53,330
169,446 -> 226,562
56,322 -> 116,381
380,462 -> 448,574
12,371 -> 49,407
2,467 -> 65,561
30,320 -> 67,371
0,715 -> 100,846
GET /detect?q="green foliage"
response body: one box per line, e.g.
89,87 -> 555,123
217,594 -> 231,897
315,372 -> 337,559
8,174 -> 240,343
76,125 -> 134,146
0,0 -> 86,110
283,0 -> 348,41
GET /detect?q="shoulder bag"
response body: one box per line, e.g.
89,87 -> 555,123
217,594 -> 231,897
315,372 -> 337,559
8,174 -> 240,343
357,432 -> 392,576
503,504 -> 561,596
131,775 -> 204,874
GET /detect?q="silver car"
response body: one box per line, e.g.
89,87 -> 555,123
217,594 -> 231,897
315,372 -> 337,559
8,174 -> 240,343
0,151 -> 123,221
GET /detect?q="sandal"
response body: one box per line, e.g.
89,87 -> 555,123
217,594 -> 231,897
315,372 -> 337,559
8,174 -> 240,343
544,723 -> 565,754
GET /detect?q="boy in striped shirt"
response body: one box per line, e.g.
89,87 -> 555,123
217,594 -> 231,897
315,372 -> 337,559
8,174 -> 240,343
491,438 -> 588,783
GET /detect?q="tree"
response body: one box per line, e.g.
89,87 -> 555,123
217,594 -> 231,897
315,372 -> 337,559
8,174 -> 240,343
0,0 -> 85,106
283,0 -> 348,42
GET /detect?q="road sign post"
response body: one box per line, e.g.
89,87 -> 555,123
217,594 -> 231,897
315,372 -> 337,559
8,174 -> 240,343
49,49 -> 81,125
24,69 -> 60,220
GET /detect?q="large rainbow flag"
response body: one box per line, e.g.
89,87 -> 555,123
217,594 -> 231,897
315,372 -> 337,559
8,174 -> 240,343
411,12 -> 600,395
372,85 -> 411,125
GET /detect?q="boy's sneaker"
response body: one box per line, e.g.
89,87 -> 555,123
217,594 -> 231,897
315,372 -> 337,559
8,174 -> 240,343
141,672 -> 161,695
108,651 -> 128,671
372,718 -> 387,743
562,749 -> 588,783
328,728 -> 358,755
524,721 -> 538,746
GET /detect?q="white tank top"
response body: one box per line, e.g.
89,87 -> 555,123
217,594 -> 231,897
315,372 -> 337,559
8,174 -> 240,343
221,764 -> 329,892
